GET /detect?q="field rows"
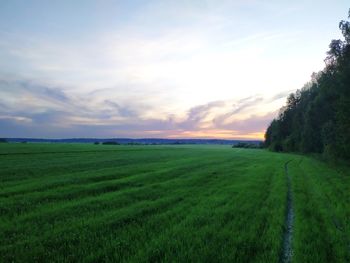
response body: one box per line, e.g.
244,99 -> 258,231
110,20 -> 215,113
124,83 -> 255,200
0,144 -> 349,262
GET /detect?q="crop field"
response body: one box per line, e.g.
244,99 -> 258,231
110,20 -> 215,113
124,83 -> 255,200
0,143 -> 349,262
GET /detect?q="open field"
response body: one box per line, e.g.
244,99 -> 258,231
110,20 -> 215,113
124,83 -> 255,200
0,144 -> 349,262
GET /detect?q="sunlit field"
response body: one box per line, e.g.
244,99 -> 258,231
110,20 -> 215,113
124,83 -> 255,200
1,144 -> 349,262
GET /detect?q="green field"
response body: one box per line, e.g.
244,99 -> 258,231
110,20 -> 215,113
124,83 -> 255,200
0,144 -> 349,262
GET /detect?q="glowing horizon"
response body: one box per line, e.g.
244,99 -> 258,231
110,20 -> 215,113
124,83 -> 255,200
0,1 -> 348,139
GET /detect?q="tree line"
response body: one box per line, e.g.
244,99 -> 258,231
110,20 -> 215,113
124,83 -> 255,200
265,9 -> 350,160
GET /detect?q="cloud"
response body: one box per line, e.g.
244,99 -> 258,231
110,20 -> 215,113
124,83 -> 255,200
0,115 -> 32,123
212,96 -> 264,125
0,75 -> 286,139
103,100 -> 139,118
270,90 -> 295,101
0,0 -> 342,140
216,111 -> 278,133
179,100 -> 226,129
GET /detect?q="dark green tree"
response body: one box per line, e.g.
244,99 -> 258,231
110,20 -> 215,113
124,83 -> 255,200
265,8 -> 350,160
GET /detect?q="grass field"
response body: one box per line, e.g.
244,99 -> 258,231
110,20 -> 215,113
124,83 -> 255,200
0,143 -> 349,262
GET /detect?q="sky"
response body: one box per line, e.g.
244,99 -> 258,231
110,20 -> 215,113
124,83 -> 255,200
0,0 -> 349,139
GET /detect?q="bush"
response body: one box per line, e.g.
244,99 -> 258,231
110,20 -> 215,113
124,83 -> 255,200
102,141 -> 120,145
232,142 -> 262,149
127,142 -> 141,145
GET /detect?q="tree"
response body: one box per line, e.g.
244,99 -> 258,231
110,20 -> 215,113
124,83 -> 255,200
265,8 -> 350,160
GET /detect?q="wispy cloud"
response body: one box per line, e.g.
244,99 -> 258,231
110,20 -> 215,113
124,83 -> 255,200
1,0 -> 340,138
0,77 -> 284,138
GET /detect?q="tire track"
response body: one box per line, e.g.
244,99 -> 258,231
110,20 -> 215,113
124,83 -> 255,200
280,160 -> 293,263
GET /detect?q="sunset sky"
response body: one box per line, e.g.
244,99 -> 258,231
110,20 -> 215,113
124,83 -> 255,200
0,0 -> 348,139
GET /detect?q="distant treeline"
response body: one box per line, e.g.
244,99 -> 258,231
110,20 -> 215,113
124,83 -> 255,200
265,9 -> 350,160
3,137 -> 262,146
